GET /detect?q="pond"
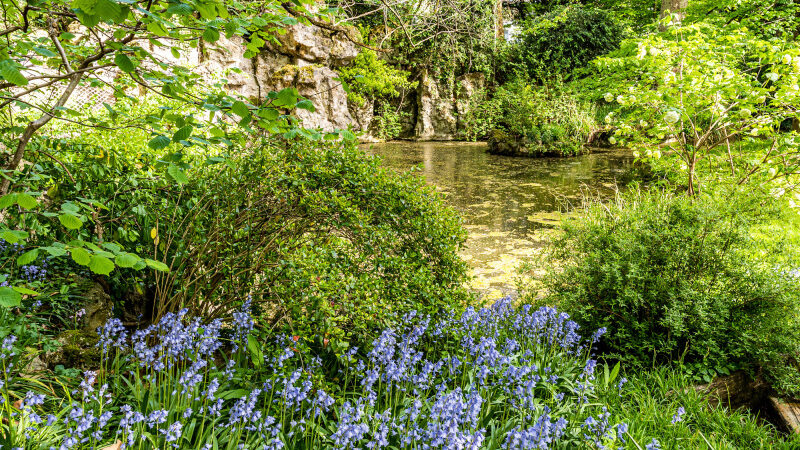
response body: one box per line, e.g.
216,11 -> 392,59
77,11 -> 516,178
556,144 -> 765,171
364,141 -> 637,299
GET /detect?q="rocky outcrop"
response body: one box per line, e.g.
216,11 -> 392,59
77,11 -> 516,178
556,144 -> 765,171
199,25 -> 370,133
414,71 -> 486,141
199,25 -> 487,140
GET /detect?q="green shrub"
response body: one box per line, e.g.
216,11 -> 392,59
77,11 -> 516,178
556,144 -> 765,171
456,87 -> 501,141
487,80 -> 596,157
338,50 -> 417,107
530,188 -> 800,395
512,6 -> 623,81
152,139 -> 470,346
371,101 -> 409,141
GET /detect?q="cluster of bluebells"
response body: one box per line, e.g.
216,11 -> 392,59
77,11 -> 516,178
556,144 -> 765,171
20,260 -> 49,282
0,238 -> 23,255
1,297 -> 666,449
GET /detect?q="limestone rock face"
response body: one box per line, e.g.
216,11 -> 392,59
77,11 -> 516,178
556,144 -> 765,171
415,70 -> 458,140
200,26 -> 370,134
199,28 -> 487,141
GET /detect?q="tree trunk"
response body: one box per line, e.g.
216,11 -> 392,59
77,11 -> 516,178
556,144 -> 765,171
493,0 -> 504,43
0,72 -> 84,196
659,0 -> 688,31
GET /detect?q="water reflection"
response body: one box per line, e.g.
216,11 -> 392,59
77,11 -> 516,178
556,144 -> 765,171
363,141 -> 635,299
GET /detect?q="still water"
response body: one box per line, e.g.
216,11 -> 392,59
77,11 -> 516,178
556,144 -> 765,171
364,141 -> 636,299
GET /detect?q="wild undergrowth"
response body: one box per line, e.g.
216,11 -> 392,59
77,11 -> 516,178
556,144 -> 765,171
2,298 -> 793,449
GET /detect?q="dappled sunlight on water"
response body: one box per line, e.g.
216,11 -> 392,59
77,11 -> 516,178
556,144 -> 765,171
363,141 -> 635,300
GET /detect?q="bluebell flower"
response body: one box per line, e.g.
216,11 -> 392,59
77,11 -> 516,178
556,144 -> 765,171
671,406 -> 686,424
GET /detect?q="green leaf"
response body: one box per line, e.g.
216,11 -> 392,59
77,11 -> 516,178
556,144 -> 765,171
93,0 -> 121,20
114,252 -> 141,268
147,21 -> 168,37
247,335 -> 263,368
257,108 -> 280,120
144,259 -> 170,272
12,286 -> 39,296
16,249 -> 39,266
114,53 -> 135,72
202,27 -> 220,43
296,99 -> 315,112
0,230 -> 27,244
41,246 -> 68,257
232,101 -> 250,118
70,247 -> 91,266
274,88 -> 298,107
101,242 -> 121,253
609,361 -> 620,385
167,164 -> 189,184
0,287 -> 21,308
89,255 -> 115,275
166,3 -> 193,15
0,194 -> 17,209
172,125 -> 193,142
340,129 -> 356,141
16,193 -> 38,210
33,46 -> 57,58
58,213 -> 83,230
148,135 -> 171,150
0,60 -> 27,86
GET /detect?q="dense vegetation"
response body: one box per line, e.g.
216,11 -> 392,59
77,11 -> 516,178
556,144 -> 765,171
1,0 -> 799,447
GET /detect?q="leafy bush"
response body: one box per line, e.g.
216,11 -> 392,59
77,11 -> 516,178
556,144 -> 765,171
511,6 -> 623,81
487,80 -> 598,156
4,298 -> 793,448
530,188 -> 800,394
371,101 -> 409,141
151,139 -> 469,345
456,87 -> 502,141
338,50 -> 417,107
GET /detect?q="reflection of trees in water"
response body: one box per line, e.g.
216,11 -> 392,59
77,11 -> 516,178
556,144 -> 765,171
366,142 -> 634,237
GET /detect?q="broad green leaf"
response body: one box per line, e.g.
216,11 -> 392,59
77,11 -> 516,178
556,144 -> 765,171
33,46 -> 57,58
114,53 -> 135,72
202,27 -> 220,43
114,252 -> 141,268
70,247 -> 91,266
340,130 -> 356,141
41,246 -> 68,257
172,125 -> 193,142
0,60 -> 27,86
0,287 -> 21,308
167,164 -> 189,184
274,88 -> 298,107
296,99 -> 315,112
144,258 -> 170,272
58,213 -> 83,230
16,193 -> 38,209
0,230 -> 27,244
16,249 -> 39,266
147,21 -> 168,36
257,108 -> 280,120
101,242 -> 121,253
93,0 -> 121,20
166,3 -> 193,15
12,286 -> 39,296
89,255 -> 115,275
247,335 -> 263,368
148,135 -> 171,150
0,194 -> 17,209
232,101 -> 249,118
